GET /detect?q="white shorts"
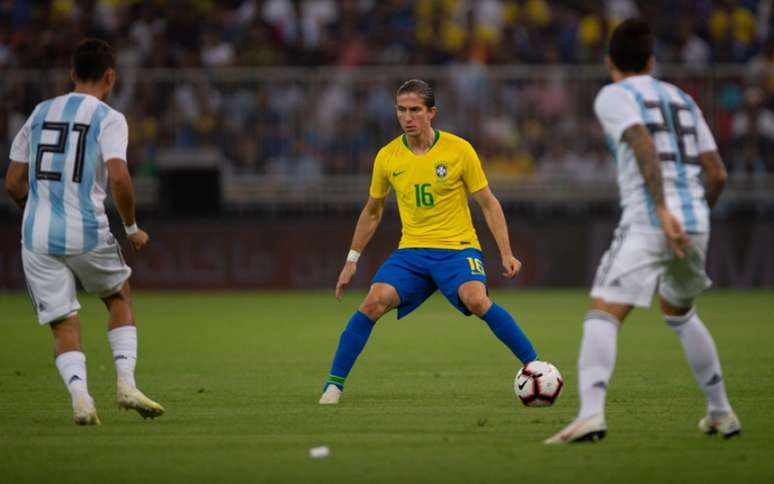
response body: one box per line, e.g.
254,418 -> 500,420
22,241 -> 132,325
591,226 -> 712,308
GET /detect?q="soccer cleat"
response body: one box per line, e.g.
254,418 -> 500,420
72,394 -> 101,426
698,412 -> 741,438
318,384 -> 342,405
544,414 -> 607,444
117,383 -> 165,419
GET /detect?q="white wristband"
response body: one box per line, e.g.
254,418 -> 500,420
346,249 -> 361,263
124,223 -> 139,235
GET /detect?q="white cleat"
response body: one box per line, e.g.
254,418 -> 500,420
117,383 -> 165,419
698,412 -> 741,439
72,394 -> 101,426
318,384 -> 342,405
544,414 -> 607,444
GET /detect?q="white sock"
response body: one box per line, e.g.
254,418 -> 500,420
55,351 -> 89,399
108,325 -> 137,389
666,309 -> 732,417
577,311 -> 620,420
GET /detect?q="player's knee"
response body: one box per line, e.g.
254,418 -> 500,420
50,314 -> 80,332
359,300 -> 385,320
359,285 -> 398,320
102,282 -> 130,305
659,294 -> 693,316
460,291 -> 491,316
359,295 -> 390,320
589,298 -> 631,323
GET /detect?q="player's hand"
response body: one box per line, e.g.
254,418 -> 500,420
657,208 -> 690,258
335,261 -> 357,300
502,255 -> 522,279
127,229 -> 149,251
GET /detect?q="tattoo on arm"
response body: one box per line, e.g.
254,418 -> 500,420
623,124 -> 664,207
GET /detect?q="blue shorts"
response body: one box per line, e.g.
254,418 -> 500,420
372,248 -> 488,319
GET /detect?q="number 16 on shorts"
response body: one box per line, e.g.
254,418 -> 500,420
467,257 -> 485,276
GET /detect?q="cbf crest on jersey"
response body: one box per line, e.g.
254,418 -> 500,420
435,161 -> 448,178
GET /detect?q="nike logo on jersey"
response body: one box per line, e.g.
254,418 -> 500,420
392,170 -> 406,177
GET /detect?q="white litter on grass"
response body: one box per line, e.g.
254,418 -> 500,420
309,446 -> 330,459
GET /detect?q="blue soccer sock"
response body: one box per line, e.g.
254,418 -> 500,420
481,303 -> 537,365
325,311 -> 375,390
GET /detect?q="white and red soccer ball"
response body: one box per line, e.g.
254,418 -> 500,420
514,361 -> 563,407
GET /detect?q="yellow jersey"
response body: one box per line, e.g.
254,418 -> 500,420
369,129 -> 489,250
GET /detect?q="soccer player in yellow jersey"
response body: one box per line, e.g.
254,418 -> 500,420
319,79 -> 539,404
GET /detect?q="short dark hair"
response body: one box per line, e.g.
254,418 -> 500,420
71,38 -> 115,83
608,18 -> 653,73
396,79 -> 435,108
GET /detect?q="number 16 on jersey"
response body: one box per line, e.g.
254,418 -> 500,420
467,257 -> 485,275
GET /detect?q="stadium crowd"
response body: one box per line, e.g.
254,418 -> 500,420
1,0 -> 773,182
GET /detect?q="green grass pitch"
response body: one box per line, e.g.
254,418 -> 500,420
1,289 -> 773,484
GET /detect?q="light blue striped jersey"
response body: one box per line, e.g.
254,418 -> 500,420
10,93 -> 129,255
593,75 -> 717,233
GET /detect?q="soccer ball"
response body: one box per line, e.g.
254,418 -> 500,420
514,360 -> 563,407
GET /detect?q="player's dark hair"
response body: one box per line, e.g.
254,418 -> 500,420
608,18 -> 653,73
396,79 -> 435,108
71,38 -> 115,83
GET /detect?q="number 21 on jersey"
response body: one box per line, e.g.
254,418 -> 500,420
36,122 -> 90,183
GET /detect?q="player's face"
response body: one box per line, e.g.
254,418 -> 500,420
396,93 -> 436,136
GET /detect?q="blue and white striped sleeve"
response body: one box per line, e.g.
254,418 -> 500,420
98,111 -> 129,163
593,85 -> 643,143
9,110 -> 34,163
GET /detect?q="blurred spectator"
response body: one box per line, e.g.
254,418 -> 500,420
539,137 -> 586,178
709,0 -> 757,62
672,16 -> 712,66
261,0 -> 299,45
300,0 -> 338,50
731,87 -> 774,175
576,2 -> 611,63
605,0 -> 639,21
746,35 -> 774,99
238,18 -> 286,66
127,2 -> 165,64
0,0 -> 765,184
200,29 -> 235,68
0,1 -> 764,69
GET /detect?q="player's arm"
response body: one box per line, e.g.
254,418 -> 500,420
6,113 -> 32,210
472,186 -> 521,279
335,195 -> 386,300
107,158 -> 148,251
622,124 -> 689,257
4,161 -> 28,210
698,151 -> 727,208
688,98 -> 726,208
693,109 -> 726,209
